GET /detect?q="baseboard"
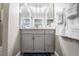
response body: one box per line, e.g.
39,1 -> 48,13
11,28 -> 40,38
54,51 -> 60,56
16,51 -> 21,56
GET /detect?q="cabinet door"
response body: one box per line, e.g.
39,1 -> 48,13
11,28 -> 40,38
34,34 -> 44,52
21,33 -> 33,52
45,34 -> 54,52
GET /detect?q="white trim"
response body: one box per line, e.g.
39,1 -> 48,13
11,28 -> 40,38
54,51 -> 60,56
16,51 -> 21,56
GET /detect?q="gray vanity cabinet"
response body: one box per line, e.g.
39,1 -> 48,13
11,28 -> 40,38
44,30 -> 55,52
34,34 -> 44,52
21,33 -> 34,52
45,34 -> 54,52
21,29 -> 55,53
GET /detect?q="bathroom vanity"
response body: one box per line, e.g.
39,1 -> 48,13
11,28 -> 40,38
20,29 -> 55,53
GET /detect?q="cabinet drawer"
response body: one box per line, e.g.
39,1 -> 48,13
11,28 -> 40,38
45,29 -> 55,34
33,29 -> 44,34
21,29 -> 33,34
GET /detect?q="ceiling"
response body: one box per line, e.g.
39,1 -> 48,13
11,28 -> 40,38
20,3 -> 54,18
27,3 -> 50,7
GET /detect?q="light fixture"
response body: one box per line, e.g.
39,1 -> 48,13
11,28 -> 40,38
37,7 -> 40,13
19,6 -> 25,13
41,6 -> 47,13
32,7 -> 36,13
24,4 -> 49,14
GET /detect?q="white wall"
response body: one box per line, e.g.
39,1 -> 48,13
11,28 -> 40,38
8,3 -> 20,56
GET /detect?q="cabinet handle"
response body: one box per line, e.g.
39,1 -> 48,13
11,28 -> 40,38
0,20 -> 1,22
32,36 -> 35,40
